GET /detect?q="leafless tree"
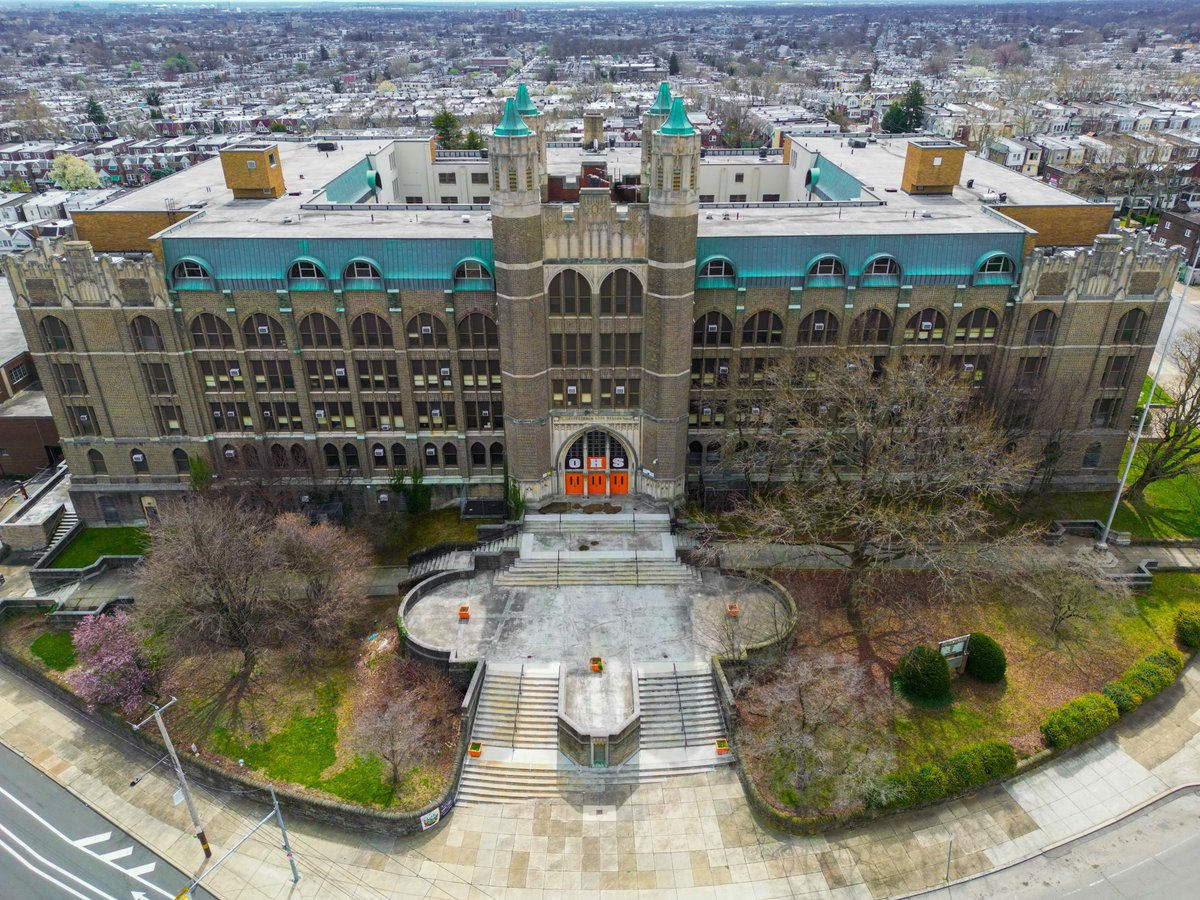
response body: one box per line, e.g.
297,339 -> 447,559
717,353 -> 1035,617
1014,557 -> 1128,639
1125,329 -> 1200,501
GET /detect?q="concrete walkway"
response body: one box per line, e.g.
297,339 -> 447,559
1,656 -> 1199,898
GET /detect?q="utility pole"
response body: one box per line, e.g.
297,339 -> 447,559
132,697 -> 212,859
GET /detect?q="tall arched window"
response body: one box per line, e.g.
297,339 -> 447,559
688,441 -> 703,466
904,309 -> 947,343
391,443 -> 407,468
242,313 -> 287,348
599,270 -> 644,315
39,316 -> 73,351
547,270 -> 590,315
849,310 -> 892,344
172,448 -> 190,474
130,448 -> 149,474
130,316 -> 164,351
350,313 -> 393,348
457,313 -> 498,349
489,441 -> 504,467
742,311 -> 783,345
371,442 -> 389,469
407,313 -> 448,348
88,449 -> 106,475
299,313 -> 341,348
693,312 -> 732,346
1114,309 -> 1148,344
290,443 -> 308,469
697,258 -> 735,279
189,313 -> 234,349
287,259 -> 326,283
471,441 -> 487,467
797,310 -> 839,345
270,444 -> 288,469
323,443 -> 340,470
955,309 -> 999,343
1025,310 -> 1058,345
443,443 -> 458,467
222,444 -> 238,466
342,443 -> 359,471
423,442 -> 439,466
242,445 -> 260,469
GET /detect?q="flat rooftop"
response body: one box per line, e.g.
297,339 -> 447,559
0,276 -> 26,364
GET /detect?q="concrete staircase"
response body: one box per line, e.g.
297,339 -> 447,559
637,661 -> 726,750
407,532 -> 520,579
524,512 -> 671,533
493,555 -> 700,587
42,507 -> 80,559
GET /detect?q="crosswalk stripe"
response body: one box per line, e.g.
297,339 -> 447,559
73,831 -> 112,848
126,861 -> 156,877
99,845 -> 134,862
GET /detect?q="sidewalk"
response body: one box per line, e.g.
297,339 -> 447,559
1,657 -> 1199,898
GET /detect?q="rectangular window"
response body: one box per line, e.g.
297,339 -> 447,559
691,357 -> 729,387
551,378 -> 592,407
312,401 -> 355,431
599,378 -> 639,408
405,195 -> 424,204
356,358 -> 400,390
9,363 -> 28,383
461,358 -> 501,389
1091,397 -> 1121,428
729,193 -> 747,203
762,193 -> 781,202
1102,355 -> 1135,390
1015,356 -> 1048,391
66,405 -> 99,436
142,362 -> 176,396
698,194 -> 715,203
305,359 -> 349,391
472,195 -> 489,204
153,405 -> 185,436
209,401 -> 253,432
415,401 -> 456,431
734,172 -> 745,183
362,401 -> 404,430
598,333 -> 642,366
251,359 -> 295,391
411,359 -> 454,389
199,359 -> 244,392
471,172 -> 489,185
440,195 -> 459,204
950,355 -> 989,384
464,400 -> 503,431
549,333 -> 592,366
259,401 -> 303,432
53,362 -> 87,396
738,356 -> 770,386
438,172 -> 457,185
688,400 -> 725,427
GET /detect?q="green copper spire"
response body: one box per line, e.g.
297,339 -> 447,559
494,98 -> 531,137
515,83 -> 540,118
657,97 -> 695,136
648,81 -> 672,116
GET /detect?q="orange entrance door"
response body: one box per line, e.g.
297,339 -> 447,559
587,472 -> 607,495
565,472 -> 585,495
610,472 -> 628,494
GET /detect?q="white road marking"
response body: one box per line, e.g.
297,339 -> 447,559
99,846 -> 134,862
0,784 -> 173,899
0,822 -> 117,900
126,861 -> 157,877
74,831 -> 113,848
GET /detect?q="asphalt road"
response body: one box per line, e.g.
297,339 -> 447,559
0,742 -> 216,900
912,789 -> 1200,899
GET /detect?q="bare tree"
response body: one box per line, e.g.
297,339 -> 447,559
1015,558 -> 1127,639
1125,329 -> 1200,501
718,353 -> 1034,617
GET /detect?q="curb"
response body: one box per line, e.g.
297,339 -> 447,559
899,781 -> 1200,897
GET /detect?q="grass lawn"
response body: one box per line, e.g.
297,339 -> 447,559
30,631 -> 75,671
50,526 -> 148,569
741,570 -> 1197,817
365,507 -> 501,566
1139,376 -> 1173,407
1021,477 -> 1200,540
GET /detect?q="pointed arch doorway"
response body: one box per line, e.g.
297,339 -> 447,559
562,429 -> 632,497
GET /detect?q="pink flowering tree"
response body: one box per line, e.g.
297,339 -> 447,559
66,609 -> 155,717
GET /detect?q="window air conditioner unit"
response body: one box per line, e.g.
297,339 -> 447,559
440,368 -> 450,376
421,326 -> 432,334
719,366 -> 729,375
615,385 -> 625,395
922,321 -> 932,330
751,406 -> 760,415
432,408 -> 441,416
258,325 -> 269,334
702,407 -> 711,415
963,363 -> 975,372
79,414 -> 89,421
380,423 -> 391,430
567,386 -> 576,395
315,409 -> 326,418
374,447 -> 385,457
263,409 -> 272,417
224,448 -> 235,458
814,322 -> 825,331
132,453 -> 145,462
230,367 -> 240,376
708,324 -> 718,332
426,446 -> 436,456
214,410 -> 223,417
482,409 -> 489,416
335,367 -> 345,377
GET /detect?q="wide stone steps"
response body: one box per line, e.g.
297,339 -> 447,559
493,557 -> 700,588
523,513 -> 671,534
468,667 -> 561,751
407,534 -> 519,579
638,667 -> 726,750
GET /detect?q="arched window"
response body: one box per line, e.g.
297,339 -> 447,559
299,313 -> 341,348
457,313 -> 498,349
547,270 -> 590,315
807,256 -> 846,283
849,310 -> 892,344
797,310 -> 839,345
287,259 -> 326,282
471,441 -> 487,467
693,312 -> 732,346
443,443 -> 458,467
698,258 -> 735,279
599,269 -> 644,315
391,442 -> 407,468
371,443 -> 387,467
172,448 -> 190,474
688,441 -> 703,466
489,441 -> 504,467
270,444 -> 288,469
342,443 -> 359,471
239,445 -> 258,469
290,443 -> 308,469
423,442 -> 439,466
407,313 -> 448,348
453,260 -> 491,284
323,443 -> 340,470
1114,309 -> 1148,344
976,254 -> 1015,283
130,448 -> 149,474
742,311 -> 783,345
242,313 -> 286,348
350,313 -> 392,348
39,316 -> 73,351
130,316 -> 164,351
1082,442 -> 1102,469
904,309 -> 947,343
222,443 -> 238,465
343,260 -> 381,283
955,309 -> 999,343
706,441 -> 722,466
88,449 -> 106,475
863,256 -> 901,280
173,259 -> 210,280
189,313 -> 234,349
1025,310 -> 1058,345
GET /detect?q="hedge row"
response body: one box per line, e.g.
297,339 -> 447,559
1102,647 -> 1185,715
1177,605 -> 1200,650
1040,693 -> 1120,749
868,739 -> 1017,810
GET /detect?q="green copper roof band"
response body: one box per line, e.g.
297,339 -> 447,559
515,83 -> 540,118
648,81 -> 672,116
658,97 -> 695,136
494,98 -> 532,137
